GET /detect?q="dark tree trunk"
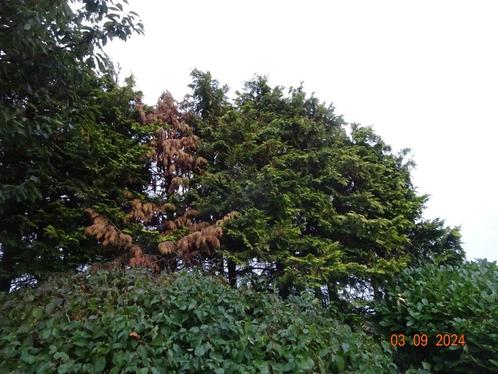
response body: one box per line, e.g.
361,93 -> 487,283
372,279 -> 383,302
0,276 -> 11,293
0,246 -> 13,293
327,282 -> 340,303
227,259 -> 237,288
276,262 -> 290,298
314,287 -> 326,306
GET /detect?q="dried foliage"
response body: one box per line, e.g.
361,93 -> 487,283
84,92 -> 237,271
125,198 -> 164,224
138,92 -> 207,195
157,241 -> 175,255
84,208 -> 133,249
84,208 -> 159,272
157,211 -> 238,264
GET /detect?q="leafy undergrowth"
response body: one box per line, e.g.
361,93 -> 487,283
375,259 -> 498,373
0,269 -> 397,373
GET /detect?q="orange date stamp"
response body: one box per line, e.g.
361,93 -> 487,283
389,333 -> 465,347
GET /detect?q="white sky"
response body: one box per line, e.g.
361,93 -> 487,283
105,0 -> 498,262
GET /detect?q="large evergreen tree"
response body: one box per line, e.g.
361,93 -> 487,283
184,71 -> 464,300
0,0 -> 464,299
0,0 -> 145,292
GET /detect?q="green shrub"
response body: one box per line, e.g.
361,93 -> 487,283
0,269 -> 396,373
375,259 -> 498,373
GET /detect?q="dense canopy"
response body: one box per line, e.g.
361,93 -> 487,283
1,1 -> 493,373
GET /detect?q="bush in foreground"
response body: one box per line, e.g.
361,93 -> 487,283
0,269 -> 396,373
375,259 -> 498,373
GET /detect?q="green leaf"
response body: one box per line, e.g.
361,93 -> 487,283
94,356 -> 106,372
298,357 -> 314,370
194,344 -> 205,357
32,308 -> 43,319
336,354 -> 346,370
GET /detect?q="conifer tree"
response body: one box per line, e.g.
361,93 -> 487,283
0,0 -> 144,291
184,71 -> 464,300
84,92 -> 236,272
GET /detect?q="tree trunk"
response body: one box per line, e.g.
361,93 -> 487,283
227,259 -> 237,288
371,279 -> 383,302
327,282 -> 340,303
314,287 -> 326,306
276,262 -> 290,298
0,276 -> 11,293
0,246 -> 13,293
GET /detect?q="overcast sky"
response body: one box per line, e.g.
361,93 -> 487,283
105,0 -> 498,262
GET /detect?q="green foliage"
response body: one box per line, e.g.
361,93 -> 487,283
0,72 -> 151,290
187,69 -> 229,121
0,0 -> 146,291
374,260 -> 498,373
407,218 -> 465,267
0,269 -> 397,373
184,71 -> 464,300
